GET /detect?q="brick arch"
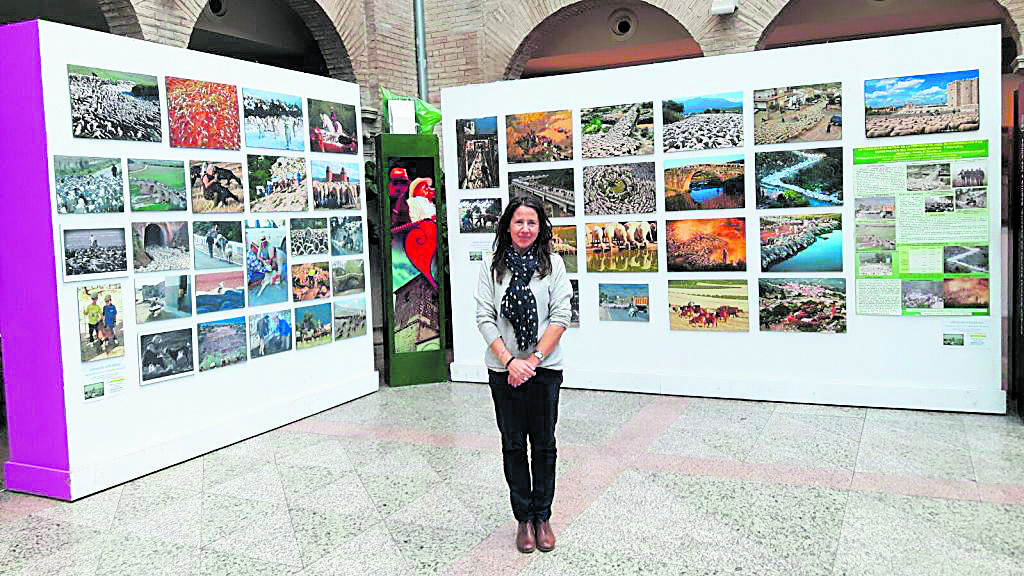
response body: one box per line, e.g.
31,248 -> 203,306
96,0 -> 144,39
278,0 -> 358,83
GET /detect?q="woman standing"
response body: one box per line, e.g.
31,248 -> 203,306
475,196 -> 572,554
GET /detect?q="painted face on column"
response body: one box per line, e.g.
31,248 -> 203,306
509,205 -> 539,252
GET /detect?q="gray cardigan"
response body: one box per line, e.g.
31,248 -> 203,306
474,253 -> 572,371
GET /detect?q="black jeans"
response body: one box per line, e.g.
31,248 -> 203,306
488,367 -> 561,522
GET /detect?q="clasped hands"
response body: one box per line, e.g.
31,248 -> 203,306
507,357 -> 538,388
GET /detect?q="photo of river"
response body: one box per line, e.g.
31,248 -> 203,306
755,148 -> 843,208
760,214 -> 843,272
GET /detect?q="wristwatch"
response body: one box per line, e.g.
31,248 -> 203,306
532,350 -> 545,362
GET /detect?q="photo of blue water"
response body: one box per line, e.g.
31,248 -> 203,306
766,230 -> 843,272
195,289 -> 245,314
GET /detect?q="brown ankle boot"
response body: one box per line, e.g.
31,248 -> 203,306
533,519 -> 555,552
516,521 -> 536,553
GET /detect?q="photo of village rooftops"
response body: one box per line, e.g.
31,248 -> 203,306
865,70 -> 979,138
754,82 -> 842,145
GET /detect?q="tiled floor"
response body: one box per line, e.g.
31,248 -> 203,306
1,383 -> 1023,575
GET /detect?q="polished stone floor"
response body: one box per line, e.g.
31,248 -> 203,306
1,382 -> 1023,575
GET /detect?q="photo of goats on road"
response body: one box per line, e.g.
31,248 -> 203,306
54,155 -> 124,214
585,221 -> 658,273
668,280 -> 749,332
598,283 -> 650,322
754,82 -> 842,145
193,221 -> 243,270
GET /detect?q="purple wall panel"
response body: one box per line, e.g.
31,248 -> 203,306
0,20 -> 72,500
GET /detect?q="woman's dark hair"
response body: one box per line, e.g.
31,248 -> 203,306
491,195 -> 553,283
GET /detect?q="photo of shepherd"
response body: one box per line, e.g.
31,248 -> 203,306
311,160 -> 361,210
669,280 -> 748,332
166,77 -> 240,150
245,220 -> 289,306
569,279 -> 580,328
856,222 -> 896,250
291,218 -> 329,256
295,302 -> 332,349
332,259 -> 365,296
334,295 -> 368,341
198,316 -> 247,372
248,309 -> 292,359
662,92 -> 743,152
755,148 -> 843,208
943,278 -> 989,309
665,155 -> 744,211
54,155 -> 124,214
459,198 -> 502,234
132,221 -> 190,272
754,82 -> 842,145
581,101 -> 654,158
77,283 -> 125,362
509,168 -> 575,217
944,245 -> 988,274
552,226 -> 578,273
456,116 -> 499,189
952,160 -> 987,188
190,161 -> 245,213
63,227 -> 127,279
902,281 -> 944,309
247,155 -> 307,212
858,252 -> 893,276
925,195 -> 955,213
585,221 -> 658,273
583,162 -> 656,215
907,163 -> 951,191
865,70 -> 979,138
128,159 -> 187,212
134,274 -> 192,324
291,261 -> 330,302
139,327 -> 193,384
242,88 -> 304,151
506,110 -> 573,163
194,271 -> 245,314
68,64 -> 161,142
599,284 -> 649,322
955,187 -> 986,210
666,218 -> 746,272
193,221 -> 243,270
760,214 -> 842,272
759,278 -> 846,333
855,196 -> 895,220
330,216 -> 363,256
308,98 -> 357,154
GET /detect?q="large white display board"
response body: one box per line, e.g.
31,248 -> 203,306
442,26 -> 1004,413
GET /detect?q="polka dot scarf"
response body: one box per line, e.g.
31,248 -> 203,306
501,246 -> 539,351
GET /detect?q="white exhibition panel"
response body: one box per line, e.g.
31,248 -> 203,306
443,26 -> 1004,413
36,22 -> 377,498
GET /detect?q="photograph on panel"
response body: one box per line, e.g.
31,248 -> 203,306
247,154 -> 308,212
291,261 -> 331,302
598,283 -> 649,322
855,222 -> 896,250
195,271 -> 245,315
134,274 -> 192,324
312,160 -> 361,210
943,245 -> 988,275
131,221 -> 190,273
552,225 -> 578,273
139,327 -> 194,384
77,283 -> 125,362
583,162 -> 656,215
754,147 -> 843,208
585,221 -> 658,273
295,302 -> 332,349
67,64 -> 161,142
128,159 -> 187,212
456,116 -> 499,189
753,82 -> 842,145
758,278 -> 847,333
662,92 -> 743,152
334,295 -> 368,341
665,218 -> 746,272
331,259 -> 365,297
951,160 -> 987,188
943,278 -> 989,311
854,197 -> 895,220
248,309 -> 292,359
245,219 -> 289,306
329,216 -> 364,256
668,280 -> 749,332
290,218 -> 329,257
924,195 -> 955,213
308,98 -> 358,154
955,187 -> 987,210
865,70 -> 979,138
166,77 -> 240,150
664,154 -> 744,211
242,88 -> 305,151
190,161 -> 245,213
760,214 -> 843,272
907,162 -> 951,191
198,316 -> 247,372
193,221 -> 243,270
458,198 -> 502,234
505,110 -> 573,163
581,101 -> 654,158
54,155 -> 124,214
902,280 -> 944,310
508,168 -> 575,217
858,251 -> 894,277
62,227 -> 127,279
569,279 -> 579,328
